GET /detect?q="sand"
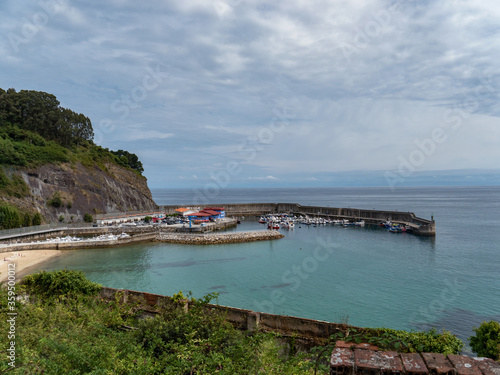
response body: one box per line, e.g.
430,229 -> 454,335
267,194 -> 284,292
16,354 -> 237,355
0,250 -> 62,283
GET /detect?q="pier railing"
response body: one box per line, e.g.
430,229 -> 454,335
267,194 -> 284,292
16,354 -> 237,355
0,222 -> 93,240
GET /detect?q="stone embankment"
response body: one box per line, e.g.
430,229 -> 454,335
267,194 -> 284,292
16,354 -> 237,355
0,230 -> 284,252
157,230 -> 284,245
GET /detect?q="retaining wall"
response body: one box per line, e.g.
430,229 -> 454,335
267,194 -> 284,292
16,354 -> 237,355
99,286 -> 348,344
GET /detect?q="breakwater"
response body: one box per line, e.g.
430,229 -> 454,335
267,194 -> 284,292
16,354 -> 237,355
161,203 -> 436,236
0,230 -> 284,252
158,230 -> 284,244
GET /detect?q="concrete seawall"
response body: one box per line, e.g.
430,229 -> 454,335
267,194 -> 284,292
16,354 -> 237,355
162,203 -> 436,236
100,286 -> 349,345
0,230 -> 284,252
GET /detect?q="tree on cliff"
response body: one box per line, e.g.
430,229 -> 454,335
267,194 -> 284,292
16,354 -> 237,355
0,88 -> 94,147
111,149 -> 144,173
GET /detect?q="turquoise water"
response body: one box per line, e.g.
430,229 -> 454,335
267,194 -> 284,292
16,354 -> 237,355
36,186 -> 500,343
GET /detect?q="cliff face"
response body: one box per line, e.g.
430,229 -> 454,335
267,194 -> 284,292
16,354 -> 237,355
4,162 -> 158,222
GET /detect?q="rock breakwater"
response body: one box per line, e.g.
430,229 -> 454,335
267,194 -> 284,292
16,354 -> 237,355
157,230 -> 284,245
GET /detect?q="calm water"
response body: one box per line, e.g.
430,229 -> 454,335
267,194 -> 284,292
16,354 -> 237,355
37,186 -> 500,344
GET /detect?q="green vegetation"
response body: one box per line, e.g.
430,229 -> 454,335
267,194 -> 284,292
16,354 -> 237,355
0,88 -> 93,148
0,168 -> 30,198
1,270 -> 312,374
469,321 -> 500,360
0,87 -> 147,229
111,149 -> 144,174
144,215 -> 153,223
23,212 -> 31,227
0,88 -> 144,174
83,213 -> 93,223
0,270 -> 469,374
0,202 -> 22,229
47,191 -> 63,208
22,269 -> 102,298
32,212 -> 42,226
309,327 -> 464,374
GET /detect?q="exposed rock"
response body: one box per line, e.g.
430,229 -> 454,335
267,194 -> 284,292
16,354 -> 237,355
1,162 -> 157,222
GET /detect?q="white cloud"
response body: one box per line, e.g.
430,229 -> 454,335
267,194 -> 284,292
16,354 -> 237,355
248,176 -> 278,181
126,130 -> 174,141
1,0 -> 500,187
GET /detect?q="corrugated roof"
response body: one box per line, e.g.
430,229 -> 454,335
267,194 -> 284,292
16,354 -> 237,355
188,212 -> 211,217
175,208 -> 190,212
201,210 -> 220,215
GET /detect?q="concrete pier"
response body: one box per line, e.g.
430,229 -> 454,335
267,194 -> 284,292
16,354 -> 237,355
161,203 -> 436,236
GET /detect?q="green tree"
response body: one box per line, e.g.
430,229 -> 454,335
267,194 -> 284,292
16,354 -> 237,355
23,212 -> 31,227
83,213 -> 93,223
0,203 -> 21,229
111,149 -> 144,174
0,88 -> 94,147
470,321 -> 500,360
32,212 -> 43,226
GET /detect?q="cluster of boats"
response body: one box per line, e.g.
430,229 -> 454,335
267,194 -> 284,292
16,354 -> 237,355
380,221 -> 413,233
39,233 -> 131,243
258,214 -> 366,230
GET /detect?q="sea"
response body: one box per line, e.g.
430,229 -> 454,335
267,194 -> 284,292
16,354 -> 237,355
36,186 -> 500,346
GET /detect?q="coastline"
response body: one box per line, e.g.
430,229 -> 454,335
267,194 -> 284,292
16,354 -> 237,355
0,250 -> 63,283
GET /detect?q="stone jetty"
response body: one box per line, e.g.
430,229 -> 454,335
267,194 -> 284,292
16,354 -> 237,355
157,230 -> 284,245
0,230 -> 285,252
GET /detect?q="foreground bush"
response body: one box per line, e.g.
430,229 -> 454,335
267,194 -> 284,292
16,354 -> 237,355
1,270 -> 313,374
469,321 -> 500,360
1,270 -> 467,374
21,269 -> 102,298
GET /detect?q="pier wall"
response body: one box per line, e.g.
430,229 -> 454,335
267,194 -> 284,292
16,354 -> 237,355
161,203 -> 436,236
0,229 -> 283,252
99,286 -> 348,344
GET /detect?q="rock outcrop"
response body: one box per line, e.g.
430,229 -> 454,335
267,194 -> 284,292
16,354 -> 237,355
2,162 -> 157,222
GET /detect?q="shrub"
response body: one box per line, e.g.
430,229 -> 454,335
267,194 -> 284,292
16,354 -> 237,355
32,212 -> 42,226
59,215 -> 64,223
47,191 -> 62,208
469,321 -> 500,360
22,269 -> 101,298
361,327 -> 464,354
144,216 -> 152,223
23,212 -> 31,227
0,203 -> 21,229
83,213 -> 93,223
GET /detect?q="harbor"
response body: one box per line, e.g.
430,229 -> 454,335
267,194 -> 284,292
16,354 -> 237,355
161,203 -> 436,236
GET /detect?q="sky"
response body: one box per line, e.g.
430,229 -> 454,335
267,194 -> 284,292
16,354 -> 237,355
1,0 -> 500,190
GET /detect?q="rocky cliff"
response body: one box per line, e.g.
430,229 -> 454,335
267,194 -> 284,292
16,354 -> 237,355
2,162 -> 158,223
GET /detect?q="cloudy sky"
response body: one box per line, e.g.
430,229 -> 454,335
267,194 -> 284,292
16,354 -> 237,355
1,0 -> 500,188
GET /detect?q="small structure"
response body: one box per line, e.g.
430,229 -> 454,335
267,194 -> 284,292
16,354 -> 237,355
187,212 -> 212,222
174,208 -> 196,217
203,207 -> 225,219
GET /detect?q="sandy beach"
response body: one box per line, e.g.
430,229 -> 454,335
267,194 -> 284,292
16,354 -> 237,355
0,250 -> 62,283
